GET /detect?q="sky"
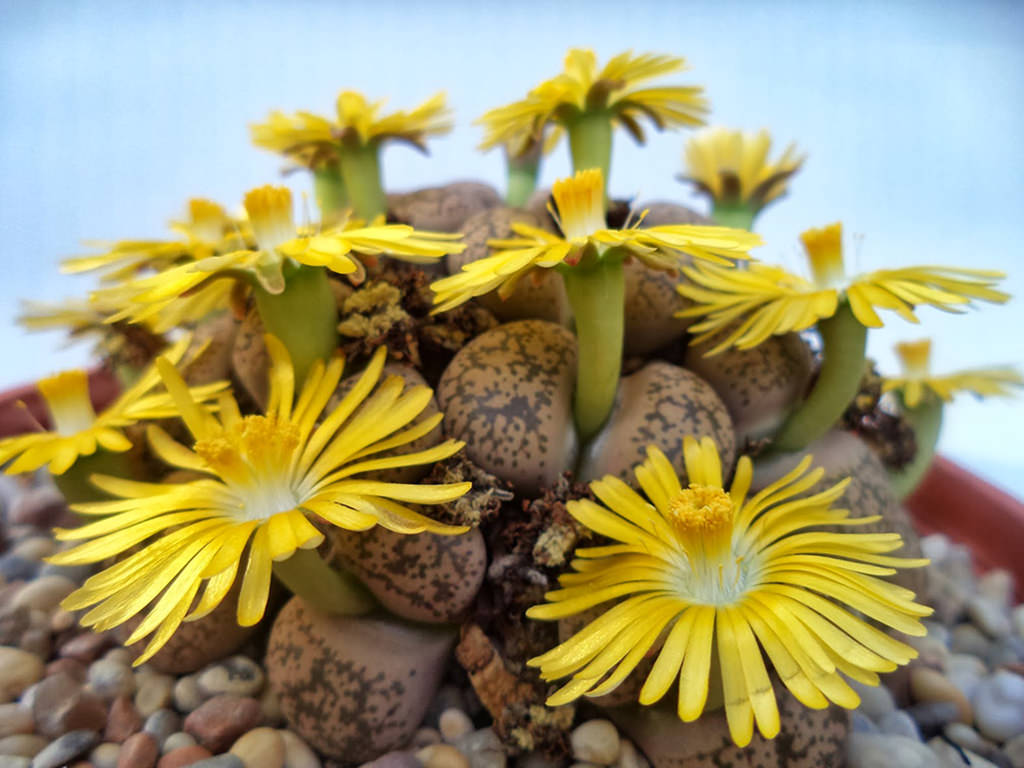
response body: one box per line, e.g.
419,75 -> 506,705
0,0 -> 1022,494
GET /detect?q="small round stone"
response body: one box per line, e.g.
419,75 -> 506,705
155,746 -> 212,768
454,728 -> 505,768
117,733 -> 158,768
180,756 -> 243,768
0,648 -> 44,703
8,540 -> 56,565
1004,732 -> 1024,767
439,710 -> 473,744
171,678 -> 204,714
0,705 -> 33,738
104,696 -> 143,743
183,696 -> 262,753
88,661 -> 136,701
977,570 -> 1014,609
258,688 -> 283,728
197,657 -> 264,699
570,720 -> 620,766
415,745 -> 470,768
104,651 -> 134,668
845,733 -> 937,767
0,735 -> 47,757
143,711 -> 181,749
910,666 -> 972,724
11,576 -> 75,613
877,710 -> 921,741
0,756 -> 30,768
410,729 -> 441,748
32,674 -> 108,739
135,677 -> 174,718
943,722 -> 993,754
277,730 -> 319,768
973,670 -> 1024,743
30,730 -> 99,768
969,596 -> 1013,640
229,729 -> 284,768
611,740 -> 646,768
160,734 -> 195,755
849,678 -> 896,722
951,622 -> 992,657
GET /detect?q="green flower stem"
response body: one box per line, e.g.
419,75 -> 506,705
889,398 -> 944,500
253,264 -> 338,388
312,163 -> 349,223
561,251 -> 626,443
710,202 -> 757,233
771,301 -> 868,453
567,111 -> 614,196
54,449 -> 134,505
505,144 -> 541,208
337,142 -> 388,221
273,548 -> 377,616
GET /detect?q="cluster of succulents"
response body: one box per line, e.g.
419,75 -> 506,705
3,47 -> 1021,763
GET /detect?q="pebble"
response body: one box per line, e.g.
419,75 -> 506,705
183,757 -> 243,768
1013,606 -> 1024,640
32,674 -> 108,738
157,746 -> 212,768
277,730 -> 319,768
183,696 -> 262,753
970,596 -> 1014,639
911,666 -> 972,723
410,729 -> 441,748
90,744 -> 121,768
455,729 -> 504,768
49,611 -> 75,634
105,697 -> 143,743
30,730 -> 99,768
928,737 -> 1000,768
945,652 -> 987,700
229,728 -> 284,768
8,541 -> 55,565
845,732 -> 938,767
160,734 -> 195,755
906,701 -> 962,737
879,710 -> 922,741
359,752 -> 420,768
851,712 -> 880,734
850,678 -> 896,721
951,623 -> 992,657
0,756 -> 30,768
60,634 -> 112,664
439,710 -> 473,744
978,570 -> 1015,609
89,661 -> 137,701
197,658 -> 264,700
416,744 -> 470,768
0,705 -> 33,738
1005,733 -> 1024,767
611,740 -> 646,768
0,648 -> 44,703
105,651 -> 134,668
973,670 -> 1024,742
257,689 -> 282,728
944,722 -> 994,754
0,735 -> 48,758
135,677 -> 175,719
0,611 -> 32,649
0,557 -> 37,583
171,678 -> 204,714
570,721 -> 620,766
143,711 -> 180,749
8,487 -> 67,528
117,733 -> 158,768
11,577 -> 74,613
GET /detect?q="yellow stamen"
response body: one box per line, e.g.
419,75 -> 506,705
896,339 -> 932,379
244,186 -> 296,252
551,169 -> 606,242
801,222 -> 845,289
667,485 -> 733,534
37,370 -> 97,435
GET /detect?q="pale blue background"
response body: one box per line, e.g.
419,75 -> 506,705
1,0 -> 1022,495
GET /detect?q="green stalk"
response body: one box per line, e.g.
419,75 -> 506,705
561,251 -> 626,442
710,202 -> 757,233
312,163 -> 349,223
889,398 -> 944,499
566,111 -> 614,194
253,264 -> 338,388
338,142 -> 388,221
273,548 -> 377,616
771,301 -> 868,453
505,143 -> 541,208
53,449 -> 135,505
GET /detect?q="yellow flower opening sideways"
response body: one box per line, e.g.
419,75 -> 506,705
527,437 -> 932,747
103,185 -> 464,324
883,339 -> 1023,408
677,222 -> 1010,355
430,168 -> 761,313
681,128 -> 805,210
477,48 -> 708,154
0,337 -> 227,475
251,91 -> 452,166
49,337 -> 471,664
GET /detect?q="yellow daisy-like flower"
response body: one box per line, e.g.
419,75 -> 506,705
431,168 -> 760,312
678,222 -> 1010,355
0,337 -> 226,475
528,438 -> 931,747
680,128 -> 805,211
105,185 -> 463,323
64,199 -> 248,283
477,48 -> 707,153
251,91 -> 452,165
883,339 -> 1023,408
49,338 -> 471,664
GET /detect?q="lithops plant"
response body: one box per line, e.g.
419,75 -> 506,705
388,181 -> 502,232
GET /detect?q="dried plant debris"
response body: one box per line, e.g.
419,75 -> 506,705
421,455 -> 513,528
843,363 -> 917,470
337,281 -> 421,366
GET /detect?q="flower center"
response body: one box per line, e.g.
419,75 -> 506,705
244,186 -> 296,252
37,370 -> 97,435
666,485 -> 748,605
187,199 -> 229,246
194,415 -> 302,520
896,338 -> 932,379
800,222 -> 846,289
551,169 -> 606,242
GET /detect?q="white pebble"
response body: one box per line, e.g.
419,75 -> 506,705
230,727 -> 285,768
104,648 -> 134,667
612,740 -> 647,768
279,730 -> 320,768
417,745 -> 470,768
135,674 -> 174,717
172,674 -> 204,712
968,596 -> 1012,639
12,576 -> 75,613
411,728 -> 442,748
570,720 -> 621,766
440,709 -> 474,743
87,658 -> 136,700
162,732 -> 197,754
89,742 -> 121,768
973,670 -> 1024,742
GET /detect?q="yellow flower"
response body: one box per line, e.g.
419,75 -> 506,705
528,438 -> 931,747
678,222 -> 1010,355
681,128 -> 805,210
477,48 -> 707,153
251,91 -> 452,165
105,185 -> 463,323
0,337 -> 227,475
430,169 -> 760,312
883,339 -> 1023,408
64,199 -> 249,283
49,339 -> 471,664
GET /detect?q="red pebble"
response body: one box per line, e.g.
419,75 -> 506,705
156,746 -> 214,768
